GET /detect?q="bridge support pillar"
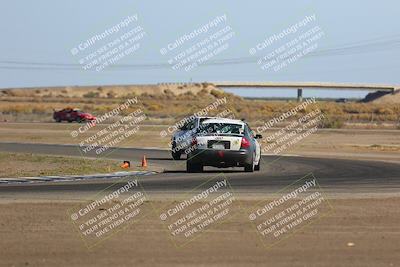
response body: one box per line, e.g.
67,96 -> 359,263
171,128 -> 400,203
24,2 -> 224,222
297,88 -> 303,102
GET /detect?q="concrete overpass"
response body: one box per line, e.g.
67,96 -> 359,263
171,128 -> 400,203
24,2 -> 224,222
211,81 -> 400,101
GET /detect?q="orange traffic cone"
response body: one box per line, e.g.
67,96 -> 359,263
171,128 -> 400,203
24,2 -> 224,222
121,161 -> 130,169
141,155 -> 148,169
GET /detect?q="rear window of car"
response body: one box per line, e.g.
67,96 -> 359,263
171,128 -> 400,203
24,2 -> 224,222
201,123 -> 244,136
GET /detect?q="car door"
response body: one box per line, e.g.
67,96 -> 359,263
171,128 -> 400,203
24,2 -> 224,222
71,111 -> 79,121
64,109 -> 73,121
60,109 -> 68,120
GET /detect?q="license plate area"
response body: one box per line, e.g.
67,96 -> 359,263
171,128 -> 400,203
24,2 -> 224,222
208,140 -> 230,149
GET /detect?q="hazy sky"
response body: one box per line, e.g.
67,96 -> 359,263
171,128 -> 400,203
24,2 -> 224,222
0,0 -> 399,97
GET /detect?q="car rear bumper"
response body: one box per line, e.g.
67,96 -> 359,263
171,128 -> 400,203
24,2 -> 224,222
188,149 -> 252,167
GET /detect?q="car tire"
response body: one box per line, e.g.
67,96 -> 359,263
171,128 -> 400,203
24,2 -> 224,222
186,160 -> 203,173
172,151 -> 181,160
244,153 -> 255,172
254,160 -> 260,171
171,141 -> 182,160
55,118 -> 61,123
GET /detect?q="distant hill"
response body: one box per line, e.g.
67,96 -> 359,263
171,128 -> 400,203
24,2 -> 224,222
0,83 -> 225,99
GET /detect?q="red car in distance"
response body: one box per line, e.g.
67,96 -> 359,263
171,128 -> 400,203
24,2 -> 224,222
53,108 -> 96,123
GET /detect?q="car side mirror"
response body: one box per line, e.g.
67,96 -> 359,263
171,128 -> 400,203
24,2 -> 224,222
255,134 -> 263,139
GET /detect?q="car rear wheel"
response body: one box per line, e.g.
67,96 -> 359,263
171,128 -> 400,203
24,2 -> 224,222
172,151 -> 181,160
186,160 -> 203,173
244,153 -> 255,172
171,141 -> 182,160
254,159 -> 260,171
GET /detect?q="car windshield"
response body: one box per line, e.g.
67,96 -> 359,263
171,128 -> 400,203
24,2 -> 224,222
200,123 -> 244,136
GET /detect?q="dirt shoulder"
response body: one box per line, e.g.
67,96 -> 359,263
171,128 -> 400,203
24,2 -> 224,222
0,198 -> 398,267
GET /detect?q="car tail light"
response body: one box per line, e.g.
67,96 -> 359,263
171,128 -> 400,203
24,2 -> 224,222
191,138 -> 197,146
241,137 -> 250,149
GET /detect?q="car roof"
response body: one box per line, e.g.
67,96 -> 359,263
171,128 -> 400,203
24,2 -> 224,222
201,118 -> 245,126
197,116 -> 217,119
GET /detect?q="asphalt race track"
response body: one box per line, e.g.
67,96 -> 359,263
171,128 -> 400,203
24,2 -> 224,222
0,142 -> 399,194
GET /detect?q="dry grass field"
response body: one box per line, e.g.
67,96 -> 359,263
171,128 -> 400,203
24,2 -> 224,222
0,83 -> 399,128
0,152 -> 122,178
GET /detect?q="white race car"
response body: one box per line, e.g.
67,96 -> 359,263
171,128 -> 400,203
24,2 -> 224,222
186,118 -> 262,172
